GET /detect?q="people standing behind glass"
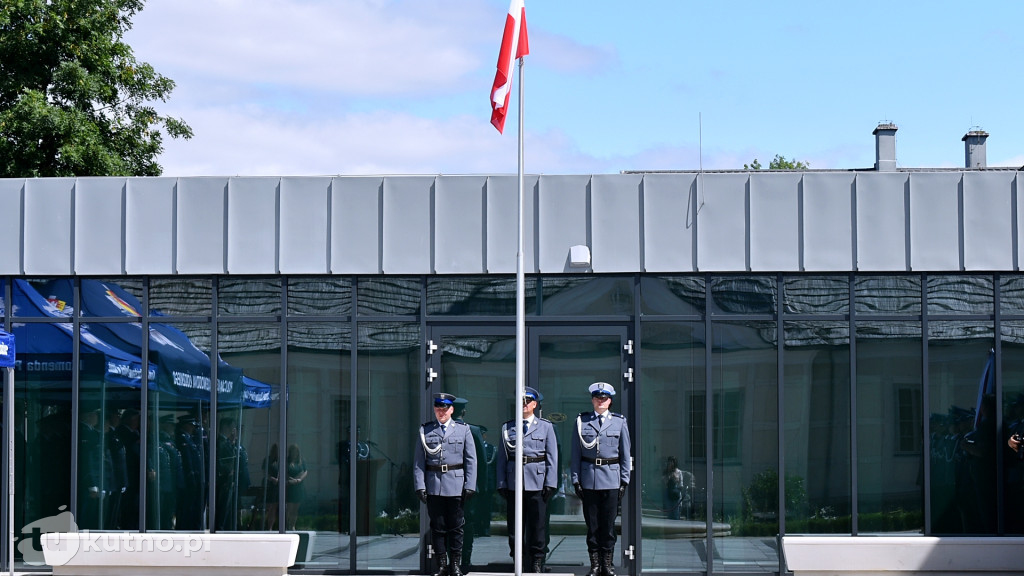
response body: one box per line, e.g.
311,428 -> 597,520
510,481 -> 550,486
77,405 -> 106,529
284,443 -> 308,531
662,456 -> 693,520
175,414 -> 204,530
148,414 -> 182,530
264,443 -> 280,530
571,382 -> 631,576
216,417 -> 250,530
104,409 -> 128,529
115,409 -> 141,529
414,393 -> 478,576
497,386 -> 558,573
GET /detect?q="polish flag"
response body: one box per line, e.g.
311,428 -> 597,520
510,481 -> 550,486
490,0 -> 529,134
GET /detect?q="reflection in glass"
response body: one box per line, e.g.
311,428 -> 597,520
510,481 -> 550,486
536,276 -> 633,316
854,276 -> 921,315
439,333 -> 514,570
285,322 -> 351,569
784,276 -> 849,315
928,321 -> 994,535
151,278 -> 212,317
855,321 -> 922,534
218,323 -> 281,535
710,277 -> 776,315
287,278 -> 352,316
927,275 -> 993,315
640,276 -> 705,316
357,278 -> 421,316
426,277 -> 525,316
1001,322 -> 1024,534
1001,275 -> 1024,315
712,320 -> 779,572
639,322 -> 707,572
356,323 -> 419,572
219,278 -> 282,316
784,321 -> 851,533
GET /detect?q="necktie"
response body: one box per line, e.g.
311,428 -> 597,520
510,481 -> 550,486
523,420 -> 529,434
599,414 -> 605,428
440,423 -> 447,435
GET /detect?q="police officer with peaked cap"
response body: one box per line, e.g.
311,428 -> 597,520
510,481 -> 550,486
497,386 -> 558,572
571,382 -> 631,576
414,393 -> 478,576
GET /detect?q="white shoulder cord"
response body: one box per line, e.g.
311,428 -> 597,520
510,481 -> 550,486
502,422 -> 516,451
420,425 -> 443,456
576,415 -> 599,450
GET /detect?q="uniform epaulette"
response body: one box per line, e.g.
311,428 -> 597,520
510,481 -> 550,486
537,416 -> 551,423
611,412 -> 624,419
579,411 -> 589,417
422,421 -> 435,427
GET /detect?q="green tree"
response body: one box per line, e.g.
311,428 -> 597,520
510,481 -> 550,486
0,0 -> 191,177
744,154 -> 810,171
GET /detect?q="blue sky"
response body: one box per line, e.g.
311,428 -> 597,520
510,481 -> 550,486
126,0 -> 1024,176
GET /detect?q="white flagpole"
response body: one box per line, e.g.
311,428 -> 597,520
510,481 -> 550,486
513,53 -> 526,576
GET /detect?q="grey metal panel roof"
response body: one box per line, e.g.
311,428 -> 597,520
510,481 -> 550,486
1,170 -> 1021,276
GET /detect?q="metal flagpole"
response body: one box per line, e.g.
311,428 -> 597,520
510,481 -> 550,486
513,54 -> 526,576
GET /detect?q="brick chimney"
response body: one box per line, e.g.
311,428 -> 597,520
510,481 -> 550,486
873,122 -> 898,171
963,129 -> 989,169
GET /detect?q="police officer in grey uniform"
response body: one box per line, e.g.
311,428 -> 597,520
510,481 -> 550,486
571,382 -> 631,576
497,386 -> 558,572
414,393 -> 478,576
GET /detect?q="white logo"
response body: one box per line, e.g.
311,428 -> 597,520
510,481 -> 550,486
19,505 -> 79,566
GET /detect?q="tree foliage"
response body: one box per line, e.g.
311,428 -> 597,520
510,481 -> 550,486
744,154 -> 810,171
0,0 -> 191,177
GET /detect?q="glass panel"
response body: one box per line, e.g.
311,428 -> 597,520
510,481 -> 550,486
710,276 -> 776,315
426,277 -> 529,316
151,278 -> 212,317
145,321 -> 215,532
283,322 -> 352,570
784,276 -> 849,315
16,278 -> 63,317
1001,322 -> 1024,534
638,322 -> 707,572
854,276 -> 921,315
218,322 -> 281,537
218,278 -> 282,316
535,331 -> 625,575
287,278 -> 352,316
783,321 -> 851,533
1001,275 -> 1024,315
927,275 -> 993,315
436,333 -> 514,571
536,277 -> 633,316
855,321 -> 923,534
358,278 -> 421,316
639,276 -> 705,316
928,321 -> 994,534
711,320 -> 779,573
356,323 -> 419,571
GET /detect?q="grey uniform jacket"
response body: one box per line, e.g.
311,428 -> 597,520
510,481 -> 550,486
570,412 -> 631,490
414,419 -> 479,497
496,417 -> 558,492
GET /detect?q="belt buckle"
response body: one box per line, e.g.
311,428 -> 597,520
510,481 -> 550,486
595,457 -> 604,466
441,464 -> 449,473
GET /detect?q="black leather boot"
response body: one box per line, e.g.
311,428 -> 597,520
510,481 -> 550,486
601,551 -> 616,576
531,554 -> 545,573
435,552 -> 449,576
450,552 -> 463,576
587,550 -> 601,576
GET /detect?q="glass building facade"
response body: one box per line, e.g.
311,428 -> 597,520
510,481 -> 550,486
3,272 -> 1022,575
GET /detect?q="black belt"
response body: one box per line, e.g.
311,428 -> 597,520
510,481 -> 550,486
582,456 -> 619,466
426,463 -> 464,473
524,455 -> 546,464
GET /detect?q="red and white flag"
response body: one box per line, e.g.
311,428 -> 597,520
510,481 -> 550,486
490,0 -> 529,134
